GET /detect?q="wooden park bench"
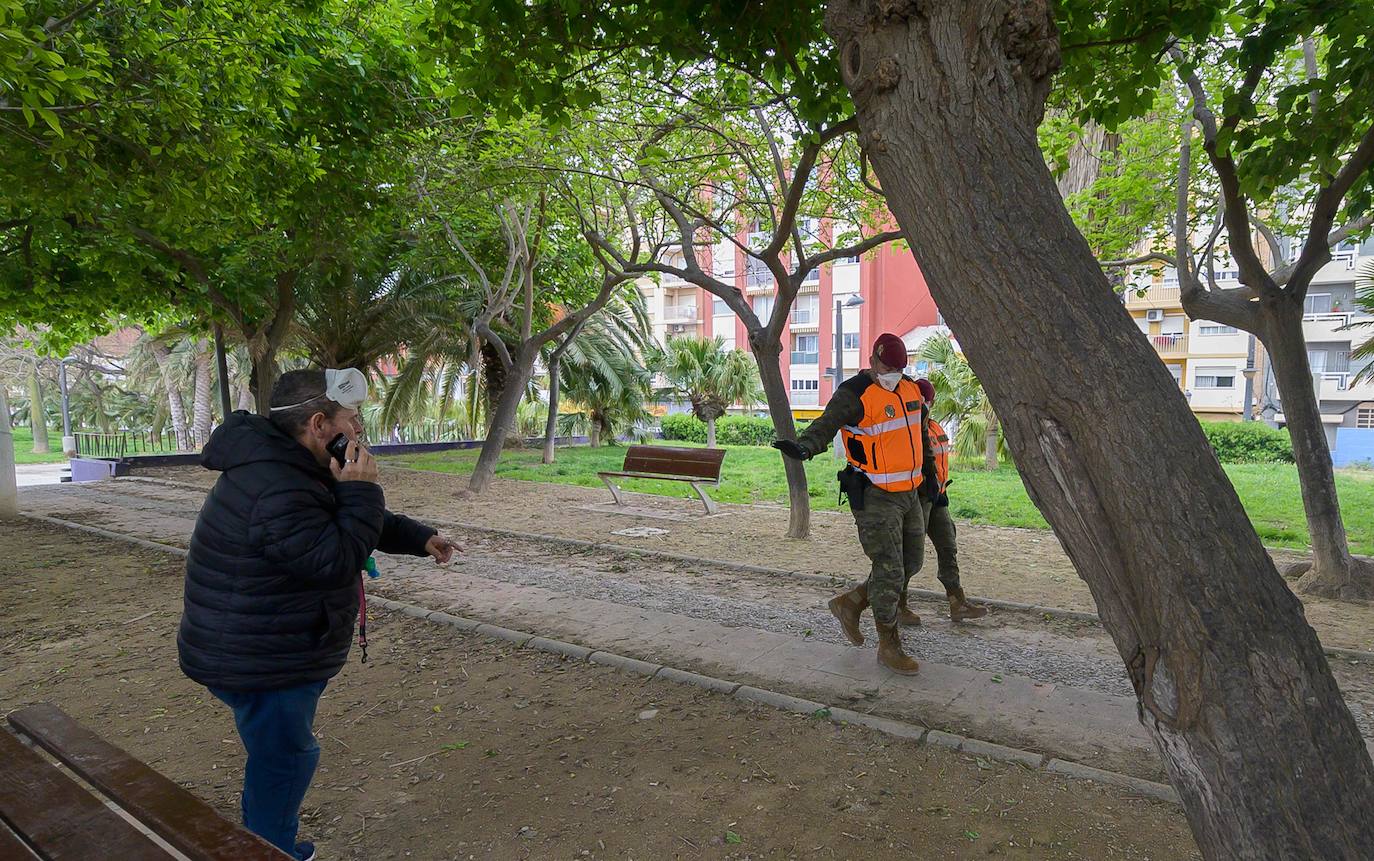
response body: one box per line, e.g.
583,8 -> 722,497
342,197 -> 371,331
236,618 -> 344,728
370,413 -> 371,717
597,445 -> 727,515
1,703 -> 288,859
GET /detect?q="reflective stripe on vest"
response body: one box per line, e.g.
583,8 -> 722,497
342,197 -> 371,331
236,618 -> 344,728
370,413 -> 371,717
928,418 -> 950,491
839,378 -> 927,493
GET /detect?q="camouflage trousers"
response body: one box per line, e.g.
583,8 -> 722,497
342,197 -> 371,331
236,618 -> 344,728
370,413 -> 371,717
905,500 -> 961,595
851,486 -> 925,625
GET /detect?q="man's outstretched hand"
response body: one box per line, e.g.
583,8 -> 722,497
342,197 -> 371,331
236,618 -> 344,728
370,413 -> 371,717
772,440 -> 808,461
425,534 -> 463,564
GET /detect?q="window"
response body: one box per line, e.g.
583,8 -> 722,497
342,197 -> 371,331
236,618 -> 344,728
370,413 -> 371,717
719,337 -> 736,351
1198,324 -> 1239,336
746,257 -> 772,287
712,298 -> 730,317
842,333 -> 861,350
1358,408 -> 1374,429
801,267 -> 821,284
838,255 -> 861,265
792,294 -> 819,325
1305,293 -> 1333,316
790,378 -> 819,392
752,294 -> 775,321
791,334 -> 819,365
1195,367 -> 1236,389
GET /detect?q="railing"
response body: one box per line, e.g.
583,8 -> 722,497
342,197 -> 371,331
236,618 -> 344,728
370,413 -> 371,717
663,305 -> 698,323
790,390 -> 819,406
1149,333 -> 1189,356
790,351 -> 819,365
1124,284 -> 1182,308
74,429 -> 209,458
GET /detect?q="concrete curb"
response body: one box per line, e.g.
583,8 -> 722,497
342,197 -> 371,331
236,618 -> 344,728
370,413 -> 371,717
16,510 -> 1182,806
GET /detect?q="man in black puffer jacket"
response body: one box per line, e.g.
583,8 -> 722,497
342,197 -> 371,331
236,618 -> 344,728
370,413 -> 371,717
178,368 -> 458,860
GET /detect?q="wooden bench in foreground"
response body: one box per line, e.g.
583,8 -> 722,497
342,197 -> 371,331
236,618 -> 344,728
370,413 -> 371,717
2,702 -> 288,859
597,444 -> 727,515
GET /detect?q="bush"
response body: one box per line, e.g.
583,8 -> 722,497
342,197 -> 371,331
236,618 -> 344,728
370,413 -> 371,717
716,415 -> 778,446
1200,421 -> 1295,463
660,413 -> 707,443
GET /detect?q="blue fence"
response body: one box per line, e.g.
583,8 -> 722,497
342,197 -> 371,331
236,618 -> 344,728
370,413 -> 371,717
1334,428 -> 1374,468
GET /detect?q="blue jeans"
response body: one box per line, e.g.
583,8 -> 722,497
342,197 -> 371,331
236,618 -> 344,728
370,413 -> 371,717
210,680 -> 328,855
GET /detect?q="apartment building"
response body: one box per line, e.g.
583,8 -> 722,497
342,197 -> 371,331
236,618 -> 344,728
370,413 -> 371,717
1264,238 -> 1374,459
638,224 -> 941,418
1123,270 -> 1255,421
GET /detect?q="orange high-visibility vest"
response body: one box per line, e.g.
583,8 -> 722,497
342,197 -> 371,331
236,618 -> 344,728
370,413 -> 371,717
928,417 -> 951,491
840,377 -> 927,493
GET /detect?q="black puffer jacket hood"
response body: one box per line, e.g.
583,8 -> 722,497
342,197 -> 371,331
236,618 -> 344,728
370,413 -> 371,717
177,411 -> 435,692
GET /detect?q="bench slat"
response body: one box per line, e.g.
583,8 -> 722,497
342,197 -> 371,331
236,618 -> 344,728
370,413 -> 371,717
9,704 -> 289,861
0,728 -> 166,860
0,818 -> 40,859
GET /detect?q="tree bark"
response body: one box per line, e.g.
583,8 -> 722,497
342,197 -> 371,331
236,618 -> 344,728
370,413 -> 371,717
26,365 -> 49,453
542,353 -> 563,465
150,342 -> 190,450
824,1 -> 1374,856
469,349 -> 538,493
191,343 -> 213,446
752,336 -> 809,538
1261,310 -> 1374,597
0,385 -> 16,517
706,415 -> 717,448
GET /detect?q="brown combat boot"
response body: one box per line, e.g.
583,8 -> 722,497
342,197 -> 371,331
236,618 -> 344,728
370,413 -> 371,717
895,593 -> 922,627
948,587 -> 988,621
827,585 -> 869,646
875,620 -> 920,675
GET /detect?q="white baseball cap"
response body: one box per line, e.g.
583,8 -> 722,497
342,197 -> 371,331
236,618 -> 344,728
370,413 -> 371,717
270,368 -> 369,412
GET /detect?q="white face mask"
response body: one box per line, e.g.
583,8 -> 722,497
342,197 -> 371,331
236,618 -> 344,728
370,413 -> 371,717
876,372 -> 903,391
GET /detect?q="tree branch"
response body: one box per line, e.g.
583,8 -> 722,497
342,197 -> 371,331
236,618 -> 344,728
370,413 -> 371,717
1284,126 -> 1374,297
1101,252 -> 1178,269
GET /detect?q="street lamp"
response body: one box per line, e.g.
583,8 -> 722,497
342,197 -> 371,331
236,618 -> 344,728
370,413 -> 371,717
832,294 -> 865,457
58,356 -> 76,457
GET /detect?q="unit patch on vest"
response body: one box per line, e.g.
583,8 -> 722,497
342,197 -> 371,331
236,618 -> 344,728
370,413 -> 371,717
884,405 -> 896,418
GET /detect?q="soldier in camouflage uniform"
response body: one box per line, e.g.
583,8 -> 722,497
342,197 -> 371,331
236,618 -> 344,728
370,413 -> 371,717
773,334 -> 937,674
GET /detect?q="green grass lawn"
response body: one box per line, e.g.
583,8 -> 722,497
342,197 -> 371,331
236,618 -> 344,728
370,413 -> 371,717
389,443 -> 1374,555
6,427 -> 69,464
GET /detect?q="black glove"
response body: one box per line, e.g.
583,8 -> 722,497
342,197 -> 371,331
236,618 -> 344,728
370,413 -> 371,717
935,492 -> 950,508
772,439 -> 809,460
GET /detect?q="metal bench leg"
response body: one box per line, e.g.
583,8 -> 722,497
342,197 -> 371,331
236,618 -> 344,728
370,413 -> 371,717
600,474 -> 627,506
689,482 -> 720,516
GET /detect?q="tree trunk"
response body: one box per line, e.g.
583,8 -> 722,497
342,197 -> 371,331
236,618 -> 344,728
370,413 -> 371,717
706,415 -> 717,448
0,385 -> 16,517
542,354 -> 562,465
469,349 -> 537,494
588,419 -> 601,448
150,343 -> 190,450
824,2 -> 1374,856
1262,311 -> 1374,597
192,344 -> 213,447
248,348 -> 280,417
983,404 -> 999,471
27,365 -> 49,453
751,335 -> 809,539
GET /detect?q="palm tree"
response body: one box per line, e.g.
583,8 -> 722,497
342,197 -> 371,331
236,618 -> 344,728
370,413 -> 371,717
651,336 -> 763,448
918,333 -> 1005,469
557,347 -> 653,447
1348,259 -> 1374,386
542,284 -> 652,462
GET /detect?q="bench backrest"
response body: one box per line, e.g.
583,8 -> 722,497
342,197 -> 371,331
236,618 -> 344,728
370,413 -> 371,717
622,445 -> 726,480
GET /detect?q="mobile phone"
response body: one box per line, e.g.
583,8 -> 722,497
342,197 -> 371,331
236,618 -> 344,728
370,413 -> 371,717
327,433 -> 350,467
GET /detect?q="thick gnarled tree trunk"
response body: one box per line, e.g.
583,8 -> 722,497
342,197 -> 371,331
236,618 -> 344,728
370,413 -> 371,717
469,349 -> 538,493
824,1 -> 1374,856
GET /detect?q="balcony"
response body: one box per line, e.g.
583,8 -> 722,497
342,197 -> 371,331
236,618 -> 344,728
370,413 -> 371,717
790,351 -> 819,365
1301,312 -> 1355,342
1125,284 -> 1182,309
663,305 -> 699,324
790,389 -> 820,406
1149,333 -> 1188,357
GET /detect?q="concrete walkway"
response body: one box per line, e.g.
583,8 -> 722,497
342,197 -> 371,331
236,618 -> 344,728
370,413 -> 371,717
17,477 -> 1374,784
15,462 -> 67,487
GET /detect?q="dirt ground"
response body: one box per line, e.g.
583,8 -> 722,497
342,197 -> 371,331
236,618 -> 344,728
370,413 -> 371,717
150,465 -> 1374,653
0,520 -> 1198,860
